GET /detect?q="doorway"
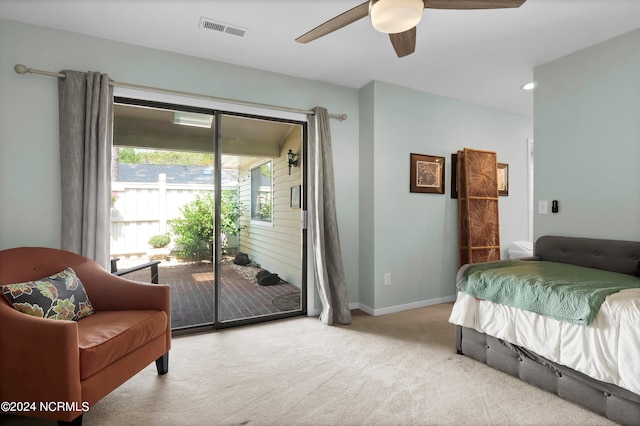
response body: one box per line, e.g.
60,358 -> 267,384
110,99 -> 306,331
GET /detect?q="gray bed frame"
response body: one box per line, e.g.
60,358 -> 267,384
455,235 -> 640,425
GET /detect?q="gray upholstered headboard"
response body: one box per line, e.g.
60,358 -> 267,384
534,235 -> 640,276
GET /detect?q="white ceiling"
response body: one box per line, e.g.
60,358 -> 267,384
2,0 -> 640,117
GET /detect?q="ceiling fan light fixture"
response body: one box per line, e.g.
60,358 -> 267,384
370,0 -> 424,34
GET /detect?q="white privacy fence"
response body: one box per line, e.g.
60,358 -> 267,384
110,174 -> 232,256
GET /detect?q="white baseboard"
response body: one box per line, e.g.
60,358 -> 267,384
307,296 -> 457,318
357,295 -> 457,316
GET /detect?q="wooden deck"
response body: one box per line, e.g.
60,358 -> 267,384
116,260 -> 301,329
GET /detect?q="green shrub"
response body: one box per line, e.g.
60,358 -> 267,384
220,190 -> 244,236
170,193 -> 215,261
148,234 -> 170,248
169,191 -> 244,261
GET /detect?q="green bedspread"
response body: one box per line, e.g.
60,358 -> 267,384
457,260 -> 640,326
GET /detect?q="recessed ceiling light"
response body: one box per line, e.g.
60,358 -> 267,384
521,82 -> 535,91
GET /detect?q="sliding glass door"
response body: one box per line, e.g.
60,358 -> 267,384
111,100 -> 216,330
216,114 -> 306,327
111,99 -> 306,332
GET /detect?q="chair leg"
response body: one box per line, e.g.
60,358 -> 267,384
58,413 -> 83,425
156,352 -> 169,375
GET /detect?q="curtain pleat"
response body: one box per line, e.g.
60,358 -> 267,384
308,107 -> 351,325
58,70 -> 113,269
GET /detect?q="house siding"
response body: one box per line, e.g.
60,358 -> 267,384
237,126 -> 303,288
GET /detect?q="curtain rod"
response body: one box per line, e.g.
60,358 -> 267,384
13,64 -> 348,121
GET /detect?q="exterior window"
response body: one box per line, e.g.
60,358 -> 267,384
251,161 -> 272,222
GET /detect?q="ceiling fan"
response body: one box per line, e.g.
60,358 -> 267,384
296,0 -> 527,58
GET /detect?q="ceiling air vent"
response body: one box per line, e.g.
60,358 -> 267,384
199,17 -> 247,38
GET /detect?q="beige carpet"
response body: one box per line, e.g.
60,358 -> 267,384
1,303 -> 615,425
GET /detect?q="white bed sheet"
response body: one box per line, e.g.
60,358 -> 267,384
449,288 -> 640,395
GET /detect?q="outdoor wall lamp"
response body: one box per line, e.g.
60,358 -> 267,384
287,149 -> 299,175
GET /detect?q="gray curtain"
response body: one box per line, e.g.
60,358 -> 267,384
308,107 -> 351,325
58,70 -> 113,269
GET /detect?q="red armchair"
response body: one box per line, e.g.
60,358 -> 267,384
0,247 -> 171,424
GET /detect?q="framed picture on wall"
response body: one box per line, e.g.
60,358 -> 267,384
410,153 -> 445,194
498,163 -> 509,196
290,185 -> 301,208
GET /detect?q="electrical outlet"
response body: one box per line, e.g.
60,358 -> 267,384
384,273 -> 391,286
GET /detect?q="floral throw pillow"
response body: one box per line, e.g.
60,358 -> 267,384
1,267 -> 95,321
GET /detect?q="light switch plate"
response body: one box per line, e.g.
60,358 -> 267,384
538,200 -> 548,214
384,273 -> 391,286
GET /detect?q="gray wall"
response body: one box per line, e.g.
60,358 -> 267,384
533,28 -> 640,241
0,18 -> 533,314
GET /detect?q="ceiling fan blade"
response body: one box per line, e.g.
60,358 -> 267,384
423,0 -> 526,9
389,27 -> 417,58
295,1 -> 370,43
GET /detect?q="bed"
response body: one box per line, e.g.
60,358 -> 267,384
449,235 -> 640,425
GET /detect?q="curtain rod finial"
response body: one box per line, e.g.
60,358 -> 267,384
14,64 -> 28,74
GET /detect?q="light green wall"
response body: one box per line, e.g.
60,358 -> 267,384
533,28 -> 640,240
358,82 -> 376,309
0,18 -> 533,313
361,81 -> 532,313
0,18 -> 360,304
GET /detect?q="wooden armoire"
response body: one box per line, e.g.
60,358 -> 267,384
457,148 -> 500,267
